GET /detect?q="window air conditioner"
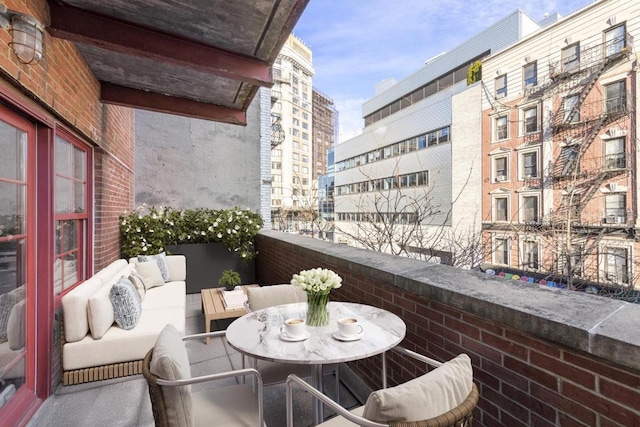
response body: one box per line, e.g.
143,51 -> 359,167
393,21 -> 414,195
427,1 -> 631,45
616,216 -> 626,224
604,215 -> 617,224
496,175 -> 507,182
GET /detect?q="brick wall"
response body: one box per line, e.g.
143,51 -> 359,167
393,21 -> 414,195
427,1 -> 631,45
256,232 -> 640,426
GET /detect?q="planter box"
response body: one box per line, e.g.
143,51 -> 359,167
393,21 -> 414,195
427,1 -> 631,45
166,243 -> 255,294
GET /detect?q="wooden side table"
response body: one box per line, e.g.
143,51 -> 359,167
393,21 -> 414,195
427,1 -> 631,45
201,285 -> 258,344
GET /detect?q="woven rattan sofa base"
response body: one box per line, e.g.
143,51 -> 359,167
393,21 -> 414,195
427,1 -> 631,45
63,360 -> 144,385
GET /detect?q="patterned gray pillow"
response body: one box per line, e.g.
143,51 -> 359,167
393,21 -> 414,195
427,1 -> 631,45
109,277 -> 142,330
0,285 -> 26,343
138,252 -> 170,282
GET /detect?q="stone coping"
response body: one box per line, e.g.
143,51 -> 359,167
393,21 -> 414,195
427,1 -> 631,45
258,230 -> 640,372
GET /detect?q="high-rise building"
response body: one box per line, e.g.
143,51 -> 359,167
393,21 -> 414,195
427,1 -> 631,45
270,35 -> 314,231
312,89 -> 338,179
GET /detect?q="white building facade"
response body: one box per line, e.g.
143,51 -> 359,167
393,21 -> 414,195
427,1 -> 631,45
271,35 -> 315,230
334,10 -> 539,267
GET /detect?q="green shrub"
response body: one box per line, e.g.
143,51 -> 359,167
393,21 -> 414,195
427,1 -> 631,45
120,205 -> 263,260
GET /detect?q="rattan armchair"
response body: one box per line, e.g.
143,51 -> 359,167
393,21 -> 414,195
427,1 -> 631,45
285,347 -> 478,427
142,325 -> 264,427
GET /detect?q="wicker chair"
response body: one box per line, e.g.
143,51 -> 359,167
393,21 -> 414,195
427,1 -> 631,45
142,325 -> 264,427
285,348 -> 479,427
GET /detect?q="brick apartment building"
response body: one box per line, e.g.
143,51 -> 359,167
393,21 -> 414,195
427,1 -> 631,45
481,1 -> 640,291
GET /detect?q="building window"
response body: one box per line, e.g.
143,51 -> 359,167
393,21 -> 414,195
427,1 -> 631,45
272,149 -> 282,157
495,74 -> 507,98
523,105 -> 538,134
55,136 -> 89,295
604,137 -> 625,170
494,115 -> 509,140
302,155 -> 308,163
302,167 -> 308,174
561,146 -> 579,176
523,62 -> 537,88
605,80 -> 626,114
604,194 -> 626,222
272,174 -> 281,182
604,246 -> 629,284
521,151 -> 538,178
493,156 -> 508,182
493,237 -> 509,265
493,196 -> 509,222
562,43 -> 580,73
272,162 -> 282,170
292,153 -> 299,160
604,24 -> 626,57
562,95 -> 580,123
522,240 -> 540,270
293,165 -> 299,173
521,195 -> 539,223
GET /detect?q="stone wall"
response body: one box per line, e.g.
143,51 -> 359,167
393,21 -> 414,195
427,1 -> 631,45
256,230 -> 640,426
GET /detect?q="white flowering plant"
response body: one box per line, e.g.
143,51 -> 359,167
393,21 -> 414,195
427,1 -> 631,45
119,205 -> 263,260
291,268 -> 342,326
291,268 -> 343,294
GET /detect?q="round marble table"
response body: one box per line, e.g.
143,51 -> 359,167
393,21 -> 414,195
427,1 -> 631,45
225,302 -> 406,423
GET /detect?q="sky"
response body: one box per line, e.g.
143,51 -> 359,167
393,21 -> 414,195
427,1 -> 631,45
293,0 -> 595,143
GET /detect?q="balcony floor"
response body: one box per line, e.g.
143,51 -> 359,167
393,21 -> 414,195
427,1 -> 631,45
26,294 -> 368,427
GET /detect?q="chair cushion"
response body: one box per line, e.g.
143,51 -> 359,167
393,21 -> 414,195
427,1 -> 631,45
136,262 -> 166,290
192,384 -> 259,427
138,252 -> 170,282
316,406 -> 365,427
246,284 -> 307,311
87,283 -> 115,339
109,277 -> 142,330
362,353 -> 473,422
151,324 -> 192,426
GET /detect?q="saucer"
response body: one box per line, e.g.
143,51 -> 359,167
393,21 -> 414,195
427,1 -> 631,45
280,330 -> 311,342
332,331 -> 363,342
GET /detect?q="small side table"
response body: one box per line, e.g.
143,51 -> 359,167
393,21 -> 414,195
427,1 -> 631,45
201,285 -> 258,344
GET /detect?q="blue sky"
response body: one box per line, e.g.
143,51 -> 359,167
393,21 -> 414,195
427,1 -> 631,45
293,0 -> 593,142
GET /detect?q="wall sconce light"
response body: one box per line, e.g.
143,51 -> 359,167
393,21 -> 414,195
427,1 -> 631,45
0,6 -> 44,64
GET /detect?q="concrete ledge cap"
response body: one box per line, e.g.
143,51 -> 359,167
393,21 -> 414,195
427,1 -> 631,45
259,231 -> 640,372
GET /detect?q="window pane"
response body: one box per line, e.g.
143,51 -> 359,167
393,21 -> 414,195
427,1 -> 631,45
605,25 -> 625,56
0,121 -> 27,181
0,182 -> 26,234
524,63 -> 537,87
562,44 -> 580,72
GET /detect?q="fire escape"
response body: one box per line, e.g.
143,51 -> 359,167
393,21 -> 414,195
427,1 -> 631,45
529,32 -> 634,231
270,69 -> 288,149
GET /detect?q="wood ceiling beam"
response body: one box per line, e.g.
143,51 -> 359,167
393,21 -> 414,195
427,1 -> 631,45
48,1 -> 273,88
100,83 -> 247,125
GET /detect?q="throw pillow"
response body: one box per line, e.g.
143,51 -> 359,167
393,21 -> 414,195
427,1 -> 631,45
129,273 -> 146,300
87,284 -> 115,339
150,324 -> 193,426
362,353 -> 473,422
136,262 -> 165,289
7,299 -> 26,350
109,277 -> 142,330
138,252 -> 170,282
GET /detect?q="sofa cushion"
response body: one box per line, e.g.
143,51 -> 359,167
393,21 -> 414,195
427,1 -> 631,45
165,255 -> 186,281
7,299 -> 26,350
93,259 -> 129,285
136,262 -> 165,290
150,324 -> 192,426
143,281 -> 186,311
109,277 -> 142,330
63,307 -> 185,370
129,273 -> 146,300
62,276 -> 104,343
138,252 -> 170,282
362,353 -> 473,422
87,284 -> 115,339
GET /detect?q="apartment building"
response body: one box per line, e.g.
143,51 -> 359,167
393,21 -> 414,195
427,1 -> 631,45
312,89 -> 338,180
481,0 -> 640,290
271,35 -> 315,230
333,10 -> 539,266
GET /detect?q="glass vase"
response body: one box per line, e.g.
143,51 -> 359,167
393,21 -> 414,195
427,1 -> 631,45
306,291 -> 330,327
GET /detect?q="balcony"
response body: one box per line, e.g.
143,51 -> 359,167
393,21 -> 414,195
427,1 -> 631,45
28,231 -> 640,426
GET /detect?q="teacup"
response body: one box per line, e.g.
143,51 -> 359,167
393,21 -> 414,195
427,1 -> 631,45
280,318 -> 306,337
337,317 -> 363,337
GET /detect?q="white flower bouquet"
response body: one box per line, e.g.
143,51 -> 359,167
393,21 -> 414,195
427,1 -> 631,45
291,268 -> 342,326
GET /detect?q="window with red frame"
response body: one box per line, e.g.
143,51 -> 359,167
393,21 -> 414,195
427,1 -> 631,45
54,135 -> 88,296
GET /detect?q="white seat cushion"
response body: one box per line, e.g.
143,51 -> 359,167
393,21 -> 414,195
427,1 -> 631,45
316,406 -> 365,426
87,283 -> 115,339
362,353 -> 473,422
62,277 -> 104,343
142,281 -> 186,310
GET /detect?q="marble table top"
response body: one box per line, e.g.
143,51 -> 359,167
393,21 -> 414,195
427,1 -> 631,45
225,302 -> 406,364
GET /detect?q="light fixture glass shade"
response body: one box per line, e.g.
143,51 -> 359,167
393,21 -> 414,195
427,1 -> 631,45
9,14 -> 43,64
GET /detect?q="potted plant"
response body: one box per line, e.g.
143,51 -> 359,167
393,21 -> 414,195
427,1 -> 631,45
218,269 -> 242,291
